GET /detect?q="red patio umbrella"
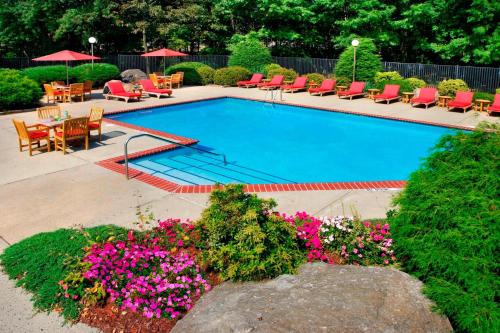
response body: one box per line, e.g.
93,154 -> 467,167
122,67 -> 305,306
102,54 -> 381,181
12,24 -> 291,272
32,50 -> 101,85
141,48 -> 188,73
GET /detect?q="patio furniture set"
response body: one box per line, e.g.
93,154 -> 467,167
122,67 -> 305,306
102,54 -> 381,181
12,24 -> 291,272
43,81 -> 93,104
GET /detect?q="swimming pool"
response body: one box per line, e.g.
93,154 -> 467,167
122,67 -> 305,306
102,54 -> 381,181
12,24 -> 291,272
107,98 -> 456,186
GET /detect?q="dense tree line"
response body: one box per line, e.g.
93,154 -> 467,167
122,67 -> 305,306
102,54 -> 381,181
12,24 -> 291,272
0,0 -> 498,65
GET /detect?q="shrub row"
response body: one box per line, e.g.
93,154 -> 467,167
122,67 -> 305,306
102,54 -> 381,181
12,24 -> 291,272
0,69 -> 43,110
165,62 -> 215,85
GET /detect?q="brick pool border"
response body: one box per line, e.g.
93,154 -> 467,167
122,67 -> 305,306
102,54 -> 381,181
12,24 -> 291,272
97,95 -> 473,193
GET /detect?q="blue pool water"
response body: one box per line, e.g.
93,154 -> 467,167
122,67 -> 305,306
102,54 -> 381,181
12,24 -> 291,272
108,98 -> 456,185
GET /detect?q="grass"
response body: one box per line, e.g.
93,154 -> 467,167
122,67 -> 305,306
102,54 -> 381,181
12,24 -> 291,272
0,225 -> 128,320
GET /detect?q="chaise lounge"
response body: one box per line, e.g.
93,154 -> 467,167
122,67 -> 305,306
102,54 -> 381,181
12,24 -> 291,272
373,84 -> 401,104
338,82 -> 366,100
487,94 -> 500,116
237,74 -> 264,88
447,91 -> 473,113
104,81 -> 142,102
140,79 -> 173,98
308,79 -> 336,96
410,87 -> 438,109
281,77 -> 307,93
258,75 -> 284,90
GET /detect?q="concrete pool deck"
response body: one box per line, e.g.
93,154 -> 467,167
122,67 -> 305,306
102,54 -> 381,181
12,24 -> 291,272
0,85 -> 498,332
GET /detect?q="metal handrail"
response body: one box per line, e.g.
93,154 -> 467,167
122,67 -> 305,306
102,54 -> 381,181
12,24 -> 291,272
124,133 -> 227,179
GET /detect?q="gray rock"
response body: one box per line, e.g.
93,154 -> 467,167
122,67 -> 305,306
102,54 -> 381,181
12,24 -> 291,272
172,263 -> 452,333
120,69 -> 147,83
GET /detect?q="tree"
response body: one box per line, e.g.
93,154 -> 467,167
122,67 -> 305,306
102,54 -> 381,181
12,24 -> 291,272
227,33 -> 272,73
335,38 -> 382,82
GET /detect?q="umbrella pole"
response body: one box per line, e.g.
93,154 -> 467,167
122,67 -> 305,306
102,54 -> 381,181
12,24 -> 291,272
164,56 -> 166,74
66,60 -> 69,85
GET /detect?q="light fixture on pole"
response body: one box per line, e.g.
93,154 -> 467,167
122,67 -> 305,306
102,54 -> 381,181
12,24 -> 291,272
351,39 -> 359,82
88,37 -> 97,69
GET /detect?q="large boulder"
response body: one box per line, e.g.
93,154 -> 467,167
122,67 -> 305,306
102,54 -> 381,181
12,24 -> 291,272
172,263 -> 452,333
120,69 -> 147,83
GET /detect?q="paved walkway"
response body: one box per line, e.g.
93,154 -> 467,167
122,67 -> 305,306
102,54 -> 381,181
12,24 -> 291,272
0,86 -> 497,332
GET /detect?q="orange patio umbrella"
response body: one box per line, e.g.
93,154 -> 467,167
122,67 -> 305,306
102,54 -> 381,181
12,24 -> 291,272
32,50 -> 101,85
141,48 -> 188,73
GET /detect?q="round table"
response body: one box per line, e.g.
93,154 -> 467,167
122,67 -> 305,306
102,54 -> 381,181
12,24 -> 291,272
402,92 -> 414,103
368,88 -> 381,100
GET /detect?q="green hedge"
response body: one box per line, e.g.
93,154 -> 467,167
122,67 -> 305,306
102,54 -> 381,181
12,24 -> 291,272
165,62 -> 215,85
197,66 -> 215,85
437,79 -> 469,97
388,126 -> 500,333
262,64 -> 282,77
335,38 -> 382,82
0,69 -> 43,110
473,91 -> 494,101
213,66 -> 251,86
267,67 -> 298,81
228,34 -> 273,73
305,73 -> 325,84
72,63 -> 119,87
22,65 -> 74,85
374,79 -> 412,95
374,71 -> 403,84
405,77 -> 427,90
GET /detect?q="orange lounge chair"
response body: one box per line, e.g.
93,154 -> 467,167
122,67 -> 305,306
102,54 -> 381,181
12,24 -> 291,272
54,117 -> 89,154
447,91 -> 473,112
88,107 -> 104,141
487,94 -> 500,116
12,119 -> 51,156
140,79 -> 172,98
373,84 -> 401,104
281,77 -> 307,93
338,82 -> 366,100
104,81 -> 141,102
237,73 -> 264,88
411,88 -> 438,109
258,75 -> 284,90
308,79 -> 336,96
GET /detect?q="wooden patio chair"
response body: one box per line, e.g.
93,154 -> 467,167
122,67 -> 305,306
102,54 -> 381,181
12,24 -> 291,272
43,84 -> 64,103
12,119 -> 51,156
170,73 -> 182,89
51,81 -> 65,87
83,80 -> 93,99
149,73 -> 163,88
37,105 -> 61,120
88,107 -> 104,141
54,117 -> 89,154
64,83 -> 84,103
176,72 -> 184,86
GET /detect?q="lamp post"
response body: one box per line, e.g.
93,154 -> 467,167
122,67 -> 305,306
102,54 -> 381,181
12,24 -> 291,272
88,37 -> 97,69
351,39 -> 359,82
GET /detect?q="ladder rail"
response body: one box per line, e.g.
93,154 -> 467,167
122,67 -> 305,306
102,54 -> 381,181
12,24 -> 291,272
124,133 -> 227,180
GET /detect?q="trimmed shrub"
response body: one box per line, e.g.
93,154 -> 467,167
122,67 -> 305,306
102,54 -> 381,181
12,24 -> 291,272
228,33 -> 272,73
197,66 -> 215,85
335,38 -> 382,82
388,126 -> 500,333
437,79 -> 469,96
473,91 -> 494,101
197,184 -> 304,281
72,63 -> 119,87
213,66 -> 251,86
334,76 -> 352,87
261,63 -> 282,77
0,226 -> 128,320
404,77 -> 426,90
305,73 -> 325,85
165,62 -> 214,85
374,71 -> 403,84
0,69 -> 43,110
375,79 -> 413,95
267,67 -> 298,81
496,88 -> 500,94
22,65 -> 75,85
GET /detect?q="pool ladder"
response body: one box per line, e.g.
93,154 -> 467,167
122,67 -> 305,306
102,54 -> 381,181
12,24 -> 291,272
264,89 -> 283,102
123,133 -> 227,180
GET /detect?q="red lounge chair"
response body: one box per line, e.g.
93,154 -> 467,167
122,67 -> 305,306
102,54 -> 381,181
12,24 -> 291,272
237,74 -> 264,88
281,77 -> 307,93
338,82 -> 366,100
487,94 -> 500,116
308,79 -> 336,96
140,79 -> 172,98
410,87 -> 437,109
104,81 -> 142,103
373,84 -> 401,104
258,75 -> 284,90
447,91 -> 473,112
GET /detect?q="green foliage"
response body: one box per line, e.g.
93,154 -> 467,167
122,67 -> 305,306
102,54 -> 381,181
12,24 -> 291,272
0,225 -> 128,320
374,79 -> 412,95
473,92 -> 494,101
0,69 -> 43,110
334,76 -> 352,87
335,38 -> 383,82
404,77 -> 427,90
388,126 -> 500,333
213,66 -> 251,86
165,62 -> 215,85
267,67 -> 298,81
496,88 -> 500,94
22,65 -> 74,85
262,64 -> 282,77
437,79 -> 469,96
71,63 -> 119,87
197,66 -> 215,85
305,73 -> 325,84
227,33 -> 272,73
374,71 -> 403,84
198,184 -> 305,281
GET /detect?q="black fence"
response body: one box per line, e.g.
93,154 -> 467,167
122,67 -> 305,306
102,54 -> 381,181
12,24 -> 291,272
2,55 -> 499,91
